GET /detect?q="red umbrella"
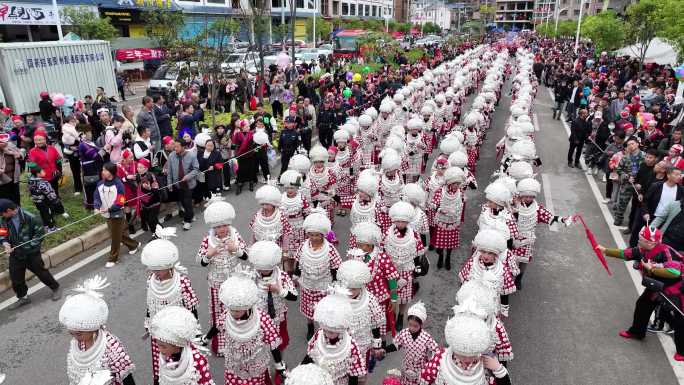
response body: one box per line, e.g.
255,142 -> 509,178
577,215 -> 612,276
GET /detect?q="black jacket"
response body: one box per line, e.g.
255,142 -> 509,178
645,181 -> 684,217
197,149 -> 223,191
0,209 -> 45,258
317,107 -> 336,131
570,117 -> 591,143
279,128 -> 300,154
153,104 -> 172,138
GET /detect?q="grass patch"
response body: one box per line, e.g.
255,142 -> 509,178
172,101 -> 284,148
0,173 -> 104,271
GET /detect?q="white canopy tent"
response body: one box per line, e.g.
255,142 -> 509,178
615,38 -> 678,66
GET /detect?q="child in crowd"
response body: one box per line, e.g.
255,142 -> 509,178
116,149 -> 138,234
136,158 -> 161,237
27,162 -> 68,232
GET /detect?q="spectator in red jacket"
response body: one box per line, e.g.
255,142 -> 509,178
28,130 -> 62,196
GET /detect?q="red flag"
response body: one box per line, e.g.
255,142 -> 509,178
577,215 -> 612,276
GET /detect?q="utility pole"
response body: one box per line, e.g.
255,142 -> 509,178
52,0 -> 63,40
574,0 -> 584,53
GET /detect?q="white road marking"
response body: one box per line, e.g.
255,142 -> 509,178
0,230 -> 144,312
540,173 -> 558,232
533,113 -> 540,132
547,89 -> 684,383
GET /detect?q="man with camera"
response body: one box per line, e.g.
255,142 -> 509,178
597,225 -> 684,361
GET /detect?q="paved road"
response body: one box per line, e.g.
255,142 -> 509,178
0,79 -> 680,385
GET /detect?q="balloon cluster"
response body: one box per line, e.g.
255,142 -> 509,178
675,65 -> 684,82
345,71 -> 365,83
50,92 -> 78,114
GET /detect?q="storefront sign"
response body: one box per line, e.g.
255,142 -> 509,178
0,2 -> 61,25
115,48 -> 164,60
102,9 -> 136,23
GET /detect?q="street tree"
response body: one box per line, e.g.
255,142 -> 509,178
61,7 -> 119,40
202,17 -> 241,127
581,11 -> 625,53
657,0 -> 684,62
557,20 -> 576,37
239,0 -> 272,104
422,22 -> 442,34
624,0 -> 666,70
535,22 -> 555,38
306,17 -> 333,44
142,9 -> 186,50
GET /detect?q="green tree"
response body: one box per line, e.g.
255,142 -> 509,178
581,11 -> 625,52
535,22 -> 555,38
657,0 -> 684,62
273,23 -> 289,46
61,7 -> 119,40
396,22 -> 412,33
305,16 -> 333,43
422,22 -> 441,34
462,20 -> 484,35
142,9 -> 185,49
624,0 -> 666,70
557,20 -> 576,37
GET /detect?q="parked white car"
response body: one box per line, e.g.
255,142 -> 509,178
221,52 -> 259,74
414,35 -> 443,47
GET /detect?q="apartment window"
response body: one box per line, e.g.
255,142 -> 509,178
272,0 -> 279,6
573,9 -> 579,15
372,5 -> 377,16
342,2 -> 348,14
207,0 -> 224,4
365,4 -> 369,16
333,0 -> 339,14
322,0 -> 328,14
350,3 -> 356,14
297,0 -> 304,7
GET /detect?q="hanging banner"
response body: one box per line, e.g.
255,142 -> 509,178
115,48 -> 164,60
0,2 -> 60,25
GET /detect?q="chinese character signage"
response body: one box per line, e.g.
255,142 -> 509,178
12,52 -> 107,75
0,2 -> 60,25
115,48 -> 164,61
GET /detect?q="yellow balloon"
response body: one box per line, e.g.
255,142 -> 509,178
352,73 -> 362,82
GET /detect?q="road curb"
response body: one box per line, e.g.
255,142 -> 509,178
0,143 -> 289,295
0,207 -> 179,294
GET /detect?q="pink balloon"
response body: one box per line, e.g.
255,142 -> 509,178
51,93 -> 65,107
276,52 -> 290,69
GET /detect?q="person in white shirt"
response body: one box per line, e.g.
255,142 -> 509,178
61,115 -> 83,196
133,126 -> 154,164
652,166 -> 684,219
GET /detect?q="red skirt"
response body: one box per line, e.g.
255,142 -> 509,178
279,318 -> 289,351
381,299 -> 396,337
151,338 -> 160,382
430,224 -> 460,249
209,286 -> 227,356
377,211 -> 392,234
467,147 -> 479,171
397,270 -> 414,304
224,369 -> 270,385
300,288 -> 327,320
340,194 -> 355,210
